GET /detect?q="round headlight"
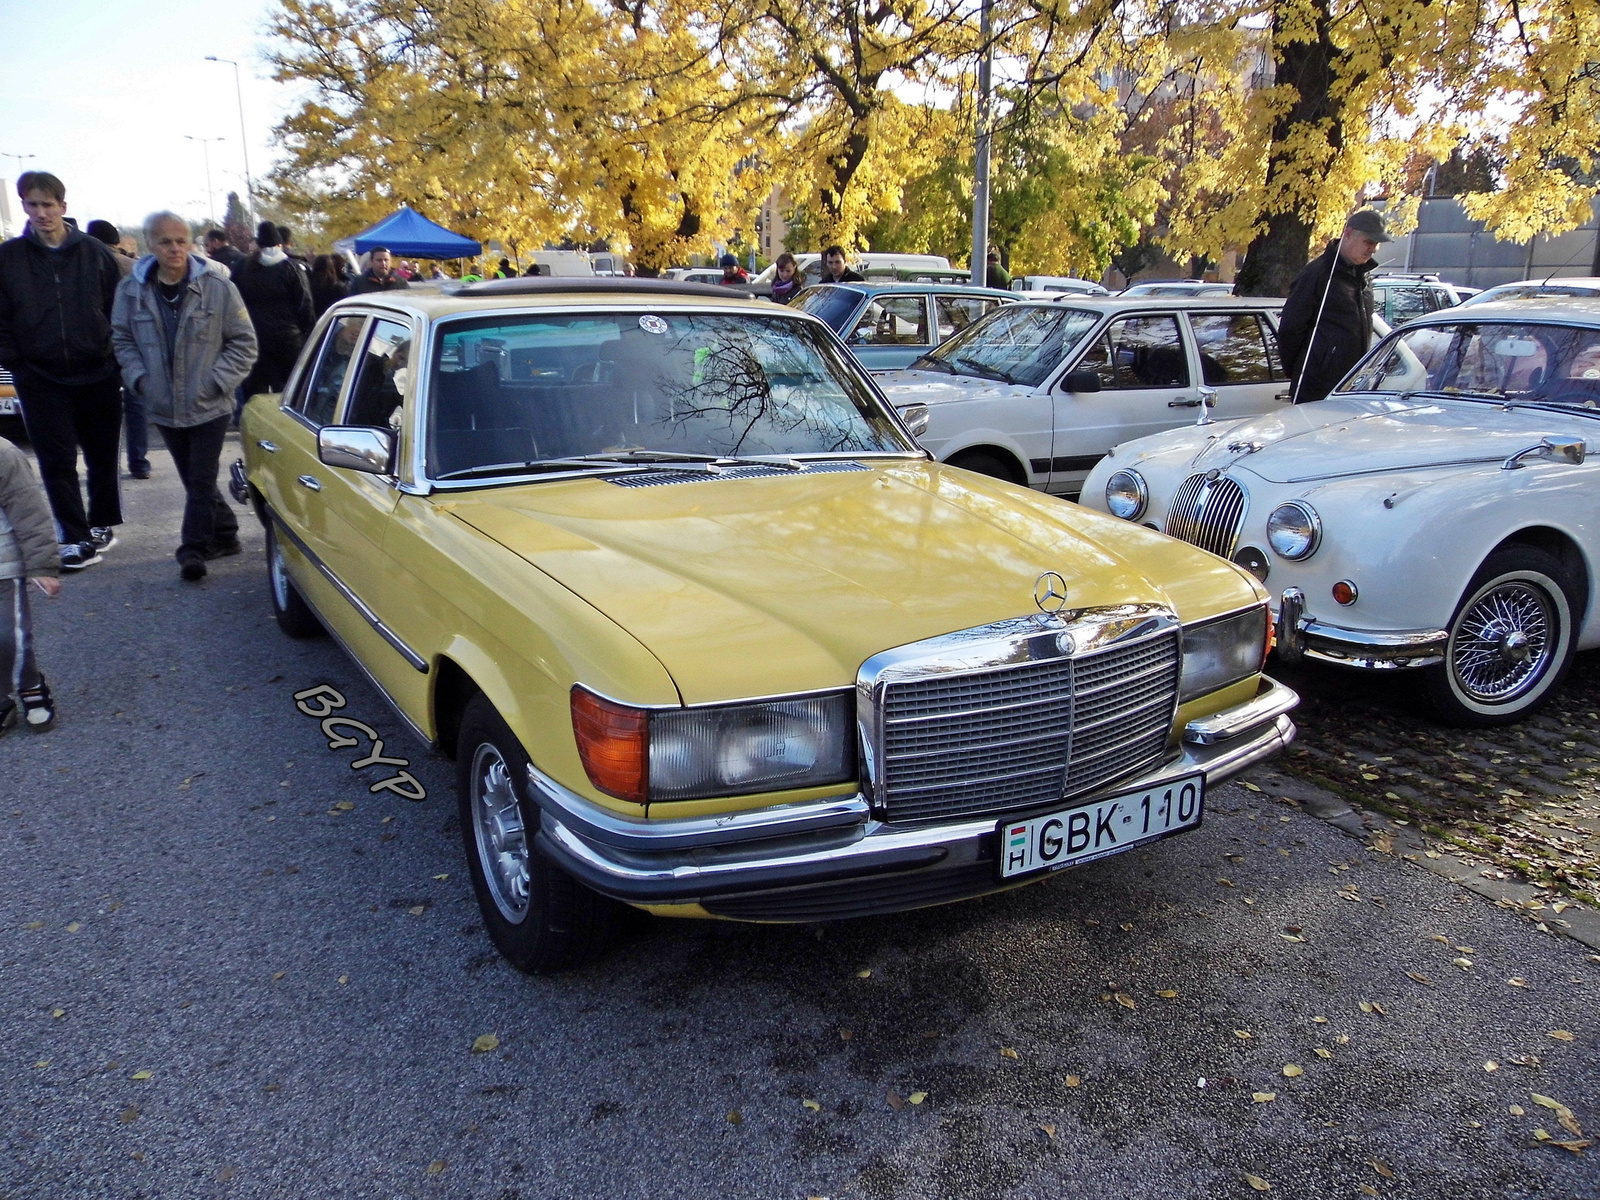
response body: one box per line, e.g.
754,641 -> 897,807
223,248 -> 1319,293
1105,470 -> 1148,520
1266,501 -> 1321,560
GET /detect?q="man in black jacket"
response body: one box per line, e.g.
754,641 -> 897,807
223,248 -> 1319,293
0,172 -> 124,570
1277,209 -> 1390,404
231,220 -> 313,404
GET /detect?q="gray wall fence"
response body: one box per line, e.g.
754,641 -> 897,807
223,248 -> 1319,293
1375,196 -> 1600,288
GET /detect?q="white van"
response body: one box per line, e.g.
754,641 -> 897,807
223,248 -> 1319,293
1011,275 -> 1109,295
752,252 -> 953,285
527,250 -> 595,277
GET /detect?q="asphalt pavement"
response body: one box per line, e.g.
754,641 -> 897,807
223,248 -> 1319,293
3,437 -> 1598,1200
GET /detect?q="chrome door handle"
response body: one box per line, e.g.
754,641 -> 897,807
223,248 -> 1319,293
1168,398 -> 1201,407
296,474 -> 322,492
257,439 -> 279,452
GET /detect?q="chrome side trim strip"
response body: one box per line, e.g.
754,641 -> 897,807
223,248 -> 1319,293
266,507 -> 429,674
1183,676 -> 1299,745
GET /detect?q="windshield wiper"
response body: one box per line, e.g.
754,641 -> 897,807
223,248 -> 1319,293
948,359 -> 1017,384
910,356 -> 954,374
434,451 -> 806,482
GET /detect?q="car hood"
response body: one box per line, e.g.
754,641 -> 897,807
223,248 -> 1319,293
440,461 -> 1256,704
875,369 -> 1033,405
1173,396 -> 1595,484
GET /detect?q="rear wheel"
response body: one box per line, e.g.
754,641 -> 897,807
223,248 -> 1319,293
947,448 -> 1025,485
1424,546 -> 1579,725
266,522 -> 325,638
457,694 -> 619,973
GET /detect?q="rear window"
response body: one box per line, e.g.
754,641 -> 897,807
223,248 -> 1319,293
793,286 -> 867,334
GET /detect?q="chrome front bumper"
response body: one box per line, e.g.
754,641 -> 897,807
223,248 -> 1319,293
1275,587 -> 1447,669
527,676 -> 1299,920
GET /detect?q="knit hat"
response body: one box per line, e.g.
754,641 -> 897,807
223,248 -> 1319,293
86,219 -> 120,246
255,220 -> 282,248
720,253 -> 738,268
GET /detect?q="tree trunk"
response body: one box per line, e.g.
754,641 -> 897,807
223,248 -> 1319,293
1234,0 -> 1342,297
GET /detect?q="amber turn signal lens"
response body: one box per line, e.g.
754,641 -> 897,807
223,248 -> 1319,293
1332,581 -> 1358,606
570,686 -> 648,803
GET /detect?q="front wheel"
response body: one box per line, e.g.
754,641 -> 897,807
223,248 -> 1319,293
1423,546 -> 1579,726
946,448 -> 1025,486
456,695 -> 619,973
265,522 -> 324,638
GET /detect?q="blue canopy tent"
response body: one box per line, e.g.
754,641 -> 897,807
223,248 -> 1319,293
332,206 -> 481,260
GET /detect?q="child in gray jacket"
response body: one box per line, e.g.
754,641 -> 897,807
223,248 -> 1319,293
0,438 -> 61,731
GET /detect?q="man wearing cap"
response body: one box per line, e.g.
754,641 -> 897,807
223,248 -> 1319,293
1277,209 -> 1390,404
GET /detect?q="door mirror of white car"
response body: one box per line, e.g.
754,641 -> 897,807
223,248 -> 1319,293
1502,438 -> 1587,470
1059,369 -> 1102,393
896,403 -> 932,438
318,425 -> 395,474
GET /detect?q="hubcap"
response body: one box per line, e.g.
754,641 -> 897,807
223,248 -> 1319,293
471,742 -> 530,923
270,533 -> 290,610
1451,581 -> 1554,703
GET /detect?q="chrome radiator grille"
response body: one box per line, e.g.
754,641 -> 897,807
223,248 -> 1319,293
878,630 -> 1179,823
1164,473 -> 1247,558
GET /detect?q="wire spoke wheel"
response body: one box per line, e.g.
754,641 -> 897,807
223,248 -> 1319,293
471,742 -> 530,924
1450,581 -> 1554,703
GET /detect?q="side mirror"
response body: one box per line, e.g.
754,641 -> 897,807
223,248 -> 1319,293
318,425 -> 394,474
896,402 -> 932,438
1545,438 -> 1587,465
1059,370 -> 1102,394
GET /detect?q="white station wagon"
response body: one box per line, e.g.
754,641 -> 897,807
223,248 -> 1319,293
1083,298 -> 1600,724
876,296 -> 1292,497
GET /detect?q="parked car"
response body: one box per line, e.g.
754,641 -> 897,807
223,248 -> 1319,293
1459,278 -> 1600,307
0,367 -> 22,443
792,281 -> 1017,370
665,267 -> 725,286
1081,298 -> 1600,724
877,295 -> 1292,496
1121,280 -> 1235,298
1011,276 -> 1111,296
751,253 -> 953,286
234,276 -> 1297,971
1369,273 -> 1463,325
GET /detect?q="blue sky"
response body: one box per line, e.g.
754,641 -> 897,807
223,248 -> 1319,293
0,0 -> 302,235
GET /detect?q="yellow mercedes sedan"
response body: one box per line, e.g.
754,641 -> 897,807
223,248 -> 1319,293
234,278 -> 1298,972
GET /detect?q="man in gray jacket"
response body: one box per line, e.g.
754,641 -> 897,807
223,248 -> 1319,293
112,212 -> 257,580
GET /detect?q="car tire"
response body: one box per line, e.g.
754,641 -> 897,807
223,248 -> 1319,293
1423,546 -> 1579,726
265,521 -> 325,639
456,694 -> 619,973
947,448 -> 1024,485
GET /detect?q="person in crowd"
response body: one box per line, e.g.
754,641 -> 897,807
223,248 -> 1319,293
204,228 -> 244,276
429,264 -> 448,281
309,254 -> 350,317
985,246 -> 1011,290
0,435 -> 61,733
494,257 -> 513,279
719,253 -> 749,285
0,171 -> 125,570
278,225 -> 309,270
819,245 -> 863,283
231,220 -> 313,405
87,220 -> 151,478
349,247 -> 412,295
111,213 -> 257,582
1278,208 -> 1389,405
769,252 -> 803,303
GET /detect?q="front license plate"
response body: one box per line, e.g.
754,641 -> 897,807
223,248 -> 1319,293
998,774 -> 1204,880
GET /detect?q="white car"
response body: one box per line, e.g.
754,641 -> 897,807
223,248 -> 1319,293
1081,298 -> 1600,724
877,296 -> 1292,496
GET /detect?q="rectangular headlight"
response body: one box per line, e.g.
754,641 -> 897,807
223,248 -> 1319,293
1180,606 -> 1269,703
648,692 -> 857,802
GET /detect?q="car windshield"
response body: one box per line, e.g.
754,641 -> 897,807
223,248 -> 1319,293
1460,284 -> 1600,307
792,285 -> 867,334
426,311 -> 911,479
1340,321 -> 1600,405
920,304 -> 1101,387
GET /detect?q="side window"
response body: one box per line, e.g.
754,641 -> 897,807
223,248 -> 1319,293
1076,333 -> 1117,389
1189,313 -> 1274,385
934,295 -> 994,341
343,319 -> 413,430
1387,287 -> 1433,325
294,315 -> 366,428
1104,315 -> 1189,388
850,296 -> 930,346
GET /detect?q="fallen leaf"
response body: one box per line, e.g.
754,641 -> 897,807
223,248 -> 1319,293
432,873 -> 449,880
1535,1128 -> 1552,1141
1406,971 -> 1433,986
381,816 -> 394,824
65,922 -> 81,933
1218,878 -> 1236,887
1549,1139 -> 1593,1153
1280,934 -> 1306,943
1235,1030 -> 1254,1040
1120,922 -> 1134,931
131,1070 -> 152,1081
1485,1061 -> 1500,1072
1113,993 -> 1136,1010
1282,1064 -> 1303,1078
23,921 -> 43,931
908,1091 -> 927,1105
1359,1187 -> 1379,1197
1064,1075 -> 1082,1088
33,1060 -> 48,1069
1315,1048 -> 1333,1060
1361,772 -> 1380,781
407,906 -> 425,916
1252,1092 -> 1276,1103
50,1008 -> 65,1019
1508,977 -> 1527,987
337,975 -> 349,986
1431,934 -> 1449,943
1452,957 -> 1473,970
1455,945 -> 1475,954
334,801 -> 355,812
263,1083 -> 282,1093
1531,1093 -> 1584,1137
1244,1172 -> 1271,1192
838,1029 -> 853,1041
119,1107 -> 139,1124
1156,989 -> 1178,999
1242,781 -> 1261,792
1311,1016 -> 1327,1024
1358,1001 -> 1373,1013
426,1160 -> 446,1176
1369,1158 -> 1394,1179
272,971 -> 286,981
1371,1003 -> 1387,1016
1550,1030 -> 1576,1042
1335,1034 -> 1351,1045
802,1099 -> 821,1112
471,1034 -> 500,1054
856,969 -> 871,979
216,1165 -> 237,1182
1509,1054 -> 1541,1067
1510,1104 -> 1526,1116
726,1109 -> 742,1125
887,1090 -> 905,1110
1039,1123 -> 1056,1138
1000,1047 -> 1019,1060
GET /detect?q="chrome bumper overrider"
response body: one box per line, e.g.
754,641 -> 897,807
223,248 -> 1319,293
1275,588 -> 1447,670
526,677 -> 1299,915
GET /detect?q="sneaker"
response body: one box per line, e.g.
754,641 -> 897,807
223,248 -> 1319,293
178,548 -> 207,581
59,541 -> 102,571
90,527 -> 117,553
19,678 -> 54,732
130,464 -> 151,480
203,538 -> 242,560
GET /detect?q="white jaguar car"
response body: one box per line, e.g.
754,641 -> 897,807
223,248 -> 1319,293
1082,298 -> 1600,724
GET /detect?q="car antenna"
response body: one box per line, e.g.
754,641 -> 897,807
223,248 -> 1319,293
1288,229 -> 1343,407
1534,230 -> 1597,288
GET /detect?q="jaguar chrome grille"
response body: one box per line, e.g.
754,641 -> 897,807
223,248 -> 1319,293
877,630 -> 1180,824
1164,473 -> 1248,558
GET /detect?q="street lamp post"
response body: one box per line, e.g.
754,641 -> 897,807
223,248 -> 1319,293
204,56 -> 255,222
1,151 -> 37,177
969,0 -> 993,288
184,136 -> 226,225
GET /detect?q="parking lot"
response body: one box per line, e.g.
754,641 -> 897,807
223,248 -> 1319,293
2,450 -> 1598,1199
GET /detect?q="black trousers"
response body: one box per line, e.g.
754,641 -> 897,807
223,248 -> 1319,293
16,370 -> 123,546
156,416 -> 238,558
241,335 -> 304,401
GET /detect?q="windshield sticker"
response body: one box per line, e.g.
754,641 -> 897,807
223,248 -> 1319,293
639,315 -> 669,335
